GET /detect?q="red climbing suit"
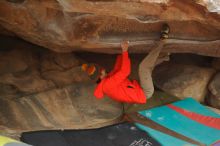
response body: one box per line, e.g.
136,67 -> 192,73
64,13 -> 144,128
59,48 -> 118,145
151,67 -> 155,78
94,51 -> 146,104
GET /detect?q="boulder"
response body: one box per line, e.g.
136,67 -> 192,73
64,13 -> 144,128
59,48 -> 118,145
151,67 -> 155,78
153,62 -> 215,102
0,1 -> 220,56
208,72 -> 220,98
206,94 -> 220,109
0,82 -> 123,138
0,39 -> 123,139
0,47 -> 89,99
170,53 -> 212,67
0,49 -> 28,75
209,72 -> 220,96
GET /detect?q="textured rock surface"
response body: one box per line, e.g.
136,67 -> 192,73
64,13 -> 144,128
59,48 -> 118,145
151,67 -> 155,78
209,72 -> 220,97
206,94 -> 220,109
0,82 -> 122,138
212,58 -> 220,70
0,44 -> 89,99
0,0 -> 220,56
170,53 -> 212,67
0,39 -> 123,138
0,25 -> 14,36
197,0 -> 220,13
153,62 -> 215,101
209,71 -> 220,108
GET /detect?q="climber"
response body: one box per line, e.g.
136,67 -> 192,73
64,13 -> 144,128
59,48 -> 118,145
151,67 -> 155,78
82,24 -> 170,104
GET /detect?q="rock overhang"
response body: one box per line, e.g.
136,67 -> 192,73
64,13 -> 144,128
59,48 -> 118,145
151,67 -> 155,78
0,0 -> 219,56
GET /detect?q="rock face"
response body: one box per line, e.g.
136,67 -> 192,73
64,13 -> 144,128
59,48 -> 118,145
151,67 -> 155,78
206,94 -> 220,109
208,72 -> 220,109
0,38 -> 123,138
197,0 -> 220,13
0,47 -> 88,99
153,62 -> 215,101
209,72 -> 220,98
206,105 -> 220,114
0,0 -> 220,56
0,82 -> 122,138
212,58 -> 220,70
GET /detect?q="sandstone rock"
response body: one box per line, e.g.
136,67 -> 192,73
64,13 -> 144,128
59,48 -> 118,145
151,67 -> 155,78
212,58 -> 220,70
0,38 -> 123,138
0,49 -> 28,75
0,1 -> 220,56
206,94 -> 220,109
40,52 -> 81,72
0,69 -> 55,95
0,82 -> 123,137
41,67 -> 90,87
153,62 -> 215,102
208,72 -> 220,97
0,45 -> 89,99
170,53 -> 212,67
40,51 -> 89,86
0,48 -> 55,99
0,26 -> 15,36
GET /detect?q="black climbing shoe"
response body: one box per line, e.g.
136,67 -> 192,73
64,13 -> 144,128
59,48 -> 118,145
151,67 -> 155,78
160,23 -> 170,40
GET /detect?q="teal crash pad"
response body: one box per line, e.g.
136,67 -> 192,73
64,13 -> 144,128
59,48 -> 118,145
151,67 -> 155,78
135,98 -> 220,146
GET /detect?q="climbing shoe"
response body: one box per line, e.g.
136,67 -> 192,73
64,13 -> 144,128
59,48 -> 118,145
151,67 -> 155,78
160,23 -> 170,40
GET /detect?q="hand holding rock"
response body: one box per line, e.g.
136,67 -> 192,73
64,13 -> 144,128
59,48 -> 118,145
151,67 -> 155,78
121,40 -> 129,52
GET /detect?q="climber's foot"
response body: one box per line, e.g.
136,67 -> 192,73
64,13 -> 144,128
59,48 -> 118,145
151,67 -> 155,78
160,23 -> 170,40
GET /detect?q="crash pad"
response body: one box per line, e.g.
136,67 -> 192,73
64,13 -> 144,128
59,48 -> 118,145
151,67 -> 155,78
21,123 -> 161,146
136,98 -> 220,146
0,136 -> 30,146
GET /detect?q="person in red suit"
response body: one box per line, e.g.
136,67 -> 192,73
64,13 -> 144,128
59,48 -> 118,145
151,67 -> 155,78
82,24 -> 170,104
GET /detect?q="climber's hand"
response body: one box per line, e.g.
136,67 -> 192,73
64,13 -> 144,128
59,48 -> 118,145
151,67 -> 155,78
121,40 -> 129,52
